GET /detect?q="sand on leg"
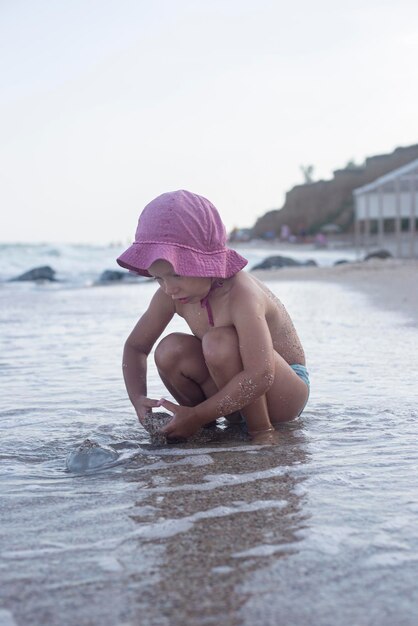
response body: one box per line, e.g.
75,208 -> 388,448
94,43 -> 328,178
201,326 -> 309,434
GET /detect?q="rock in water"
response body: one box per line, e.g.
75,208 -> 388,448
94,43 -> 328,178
95,270 -> 145,285
251,256 -> 317,271
364,249 -> 392,261
10,265 -> 57,282
66,439 -> 119,472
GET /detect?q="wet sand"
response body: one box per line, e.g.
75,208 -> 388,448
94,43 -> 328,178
253,258 -> 418,324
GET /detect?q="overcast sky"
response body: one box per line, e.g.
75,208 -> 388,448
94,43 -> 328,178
1,0 -> 417,243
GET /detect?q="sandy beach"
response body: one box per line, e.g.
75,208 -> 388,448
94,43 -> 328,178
254,257 -> 418,325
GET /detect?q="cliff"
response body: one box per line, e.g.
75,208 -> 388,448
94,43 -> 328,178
252,144 -> 418,237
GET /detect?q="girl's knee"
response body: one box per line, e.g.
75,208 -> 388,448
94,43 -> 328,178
154,333 -> 190,370
202,326 -> 238,368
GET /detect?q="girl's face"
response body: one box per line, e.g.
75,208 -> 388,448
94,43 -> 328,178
148,260 -> 212,304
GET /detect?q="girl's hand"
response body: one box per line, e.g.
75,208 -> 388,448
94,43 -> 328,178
134,396 -> 161,425
158,399 -> 201,439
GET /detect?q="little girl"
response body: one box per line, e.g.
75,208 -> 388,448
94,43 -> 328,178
117,190 -> 309,443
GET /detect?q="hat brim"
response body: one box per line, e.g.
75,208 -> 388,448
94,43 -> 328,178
116,242 -> 247,278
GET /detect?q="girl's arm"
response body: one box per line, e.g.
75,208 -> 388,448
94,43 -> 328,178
123,288 -> 174,422
197,298 -> 274,421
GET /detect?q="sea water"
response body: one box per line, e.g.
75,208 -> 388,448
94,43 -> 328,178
1,244 -> 417,626
0,240 -> 358,285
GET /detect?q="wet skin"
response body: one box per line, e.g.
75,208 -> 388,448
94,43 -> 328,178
122,260 -> 308,442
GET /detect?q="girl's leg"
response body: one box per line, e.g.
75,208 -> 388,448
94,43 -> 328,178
154,332 -> 218,406
202,327 -> 272,433
202,326 -> 309,433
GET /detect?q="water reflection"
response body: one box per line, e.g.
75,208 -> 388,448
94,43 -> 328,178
124,421 -> 310,624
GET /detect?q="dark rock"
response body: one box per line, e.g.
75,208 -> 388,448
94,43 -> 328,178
334,259 -> 350,265
10,266 -> 56,282
251,255 -> 318,270
252,256 -> 299,270
364,249 -> 393,261
96,269 -> 142,284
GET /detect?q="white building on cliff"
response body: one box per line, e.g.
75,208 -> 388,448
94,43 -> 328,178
354,158 -> 418,258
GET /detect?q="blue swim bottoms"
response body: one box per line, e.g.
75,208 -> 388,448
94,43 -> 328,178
291,364 -> 310,417
290,363 -> 310,388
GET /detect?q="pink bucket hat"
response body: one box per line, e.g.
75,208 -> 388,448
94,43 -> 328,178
117,190 -> 247,278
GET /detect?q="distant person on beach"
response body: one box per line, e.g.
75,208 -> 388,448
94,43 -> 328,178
117,190 -> 309,443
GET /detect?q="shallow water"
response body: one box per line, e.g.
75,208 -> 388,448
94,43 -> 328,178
1,277 -> 418,626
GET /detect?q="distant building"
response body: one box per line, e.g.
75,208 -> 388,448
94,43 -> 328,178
252,144 -> 418,239
354,158 -> 418,258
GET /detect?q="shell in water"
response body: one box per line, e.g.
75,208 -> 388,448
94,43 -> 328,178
66,439 -> 119,473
